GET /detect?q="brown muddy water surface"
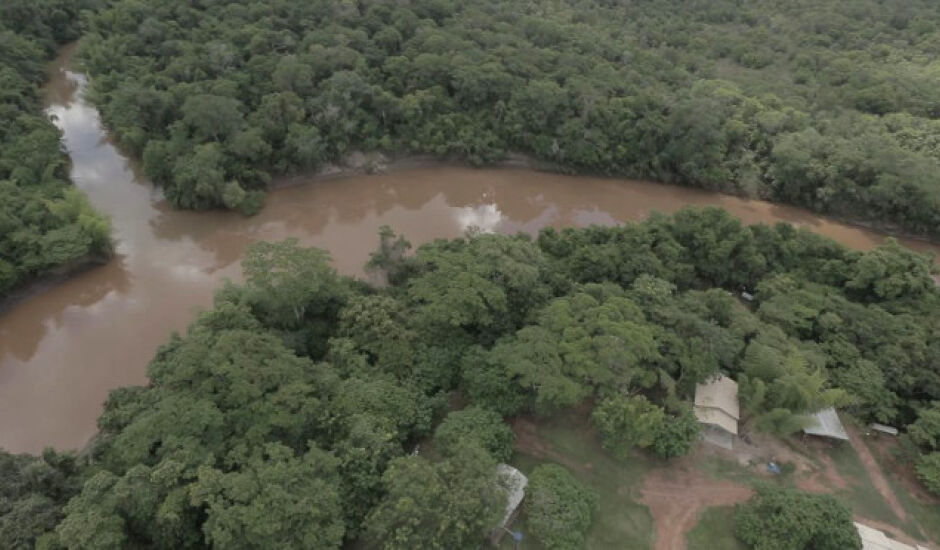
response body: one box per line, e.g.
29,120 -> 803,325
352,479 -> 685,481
1,46 -> 938,454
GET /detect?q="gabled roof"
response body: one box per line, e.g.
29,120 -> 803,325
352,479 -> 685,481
694,374 -> 740,436
803,407 -> 849,441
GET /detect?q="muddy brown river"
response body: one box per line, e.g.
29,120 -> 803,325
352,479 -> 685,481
1,47 -> 938,454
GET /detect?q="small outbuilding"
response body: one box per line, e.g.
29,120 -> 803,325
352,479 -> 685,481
855,522 -> 931,550
803,407 -> 849,441
694,374 -> 740,450
870,423 -> 899,436
490,464 -> 528,544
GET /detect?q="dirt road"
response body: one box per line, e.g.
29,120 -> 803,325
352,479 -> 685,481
639,464 -> 752,550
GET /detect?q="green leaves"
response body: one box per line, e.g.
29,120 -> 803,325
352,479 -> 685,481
407,233 -> 549,335
0,24 -> 112,298
591,395 -> 666,459
525,464 -> 597,550
10,214 -> 940,546
734,484 -> 861,550
190,443 -> 345,550
365,445 -> 505,550
434,407 -> 515,462
915,453 -> 940,496
239,238 -> 348,330
490,286 -> 660,414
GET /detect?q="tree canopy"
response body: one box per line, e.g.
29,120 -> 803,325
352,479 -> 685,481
0,1 -> 111,299
1,207 -> 938,546
76,0 -> 940,237
524,464 -> 598,550
734,484 -> 861,550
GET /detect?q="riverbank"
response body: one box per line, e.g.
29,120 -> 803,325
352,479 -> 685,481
276,151 -> 940,249
270,151 -> 560,189
0,254 -> 111,317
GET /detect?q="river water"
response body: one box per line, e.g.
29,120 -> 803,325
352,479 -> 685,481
1,46 -> 937,454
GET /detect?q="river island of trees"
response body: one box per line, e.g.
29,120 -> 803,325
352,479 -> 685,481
0,1 -> 111,299
78,0 -> 940,235
2,208 -> 938,548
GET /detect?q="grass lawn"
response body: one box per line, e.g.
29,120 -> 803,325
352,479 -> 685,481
686,506 -> 747,550
888,477 -> 940,544
502,409 -> 655,549
823,442 -> 900,525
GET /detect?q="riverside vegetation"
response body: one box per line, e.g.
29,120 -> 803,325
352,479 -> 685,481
78,0 -> 940,235
0,1 -> 111,298
3,1 -> 940,548
2,208 -> 937,549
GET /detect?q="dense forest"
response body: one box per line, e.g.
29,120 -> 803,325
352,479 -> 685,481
79,0 -> 940,234
2,208 -> 936,548
0,1 -> 111,299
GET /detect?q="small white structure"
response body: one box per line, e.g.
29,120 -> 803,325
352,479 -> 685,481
740,291 -> 755,302
870,423 -> 899,436
694,374 -> 740,450
803,407 -> 849,441
491,464 -> 528,543
855,522 -> 931,550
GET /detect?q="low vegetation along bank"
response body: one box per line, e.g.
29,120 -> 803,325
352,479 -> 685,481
80,0 -> 940,236
0,1 -> 111,300
1,208 -> 938,548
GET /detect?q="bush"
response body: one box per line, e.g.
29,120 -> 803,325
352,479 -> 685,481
525,464 -> 598,550
591,395 -> 665,459
734,484 -> 861,550
651,406 -> 701,459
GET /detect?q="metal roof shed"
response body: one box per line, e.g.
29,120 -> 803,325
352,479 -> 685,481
490,464 -> 528,544
496,464 -> 528,525
803,407 -> 849,441
870,423 -> 899,436
855,522 -> 931,550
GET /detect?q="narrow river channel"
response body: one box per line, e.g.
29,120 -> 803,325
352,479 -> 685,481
1,45 -> 938,454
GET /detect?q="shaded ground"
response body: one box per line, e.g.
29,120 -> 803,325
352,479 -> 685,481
513,417 -> 594,475
639,459 -> 752,550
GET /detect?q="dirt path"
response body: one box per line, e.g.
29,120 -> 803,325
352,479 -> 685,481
846,424 -> 908,522
639,464 -> 753,550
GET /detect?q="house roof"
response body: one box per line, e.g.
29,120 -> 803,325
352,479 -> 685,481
803,407 -> 849,441
495,464 -> 528,528
695,407 -> 739,436
694,374 -> 740,431
855,522 -> 931,550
